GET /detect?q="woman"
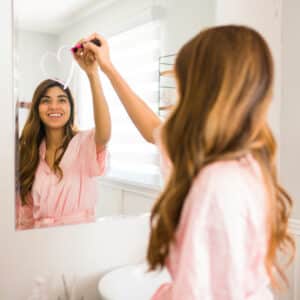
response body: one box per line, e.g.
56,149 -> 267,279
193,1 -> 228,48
16,42 -> 111,229
83,26 -> 295,298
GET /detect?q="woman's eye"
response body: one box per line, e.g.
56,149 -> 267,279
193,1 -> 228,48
41,98 -> 49,103
59,98 -> 67,103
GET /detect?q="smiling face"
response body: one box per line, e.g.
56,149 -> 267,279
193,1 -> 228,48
38,86 -> 71,130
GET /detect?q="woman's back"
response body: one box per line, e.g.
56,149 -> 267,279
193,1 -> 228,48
152,155 -> 273,299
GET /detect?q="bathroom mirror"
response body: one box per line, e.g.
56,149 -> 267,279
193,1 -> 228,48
8,0 -> 300,298
14,0 -> 217,230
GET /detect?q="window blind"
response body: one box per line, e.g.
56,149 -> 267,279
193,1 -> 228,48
77,21 -> 161,176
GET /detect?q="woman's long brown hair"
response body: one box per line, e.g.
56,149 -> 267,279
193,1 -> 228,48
147,25 -> 295,289
17,79 -> 78,205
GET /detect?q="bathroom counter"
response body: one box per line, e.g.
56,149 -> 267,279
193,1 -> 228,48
99,167 -> 163,193
95,167 -> 163,217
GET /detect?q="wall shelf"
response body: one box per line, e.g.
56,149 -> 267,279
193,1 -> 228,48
158,53 -> 176,117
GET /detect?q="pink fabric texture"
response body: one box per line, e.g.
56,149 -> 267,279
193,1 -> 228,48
152,130 -> 273,300
16,129 -> 107,229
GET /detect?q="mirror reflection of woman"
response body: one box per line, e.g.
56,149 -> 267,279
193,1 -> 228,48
16,43 -> 111,229
82,27 -> 295,298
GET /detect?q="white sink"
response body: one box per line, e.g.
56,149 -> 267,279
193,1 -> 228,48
98,261 -> 171,300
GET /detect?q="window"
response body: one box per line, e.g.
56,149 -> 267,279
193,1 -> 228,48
76,21 -> 161,178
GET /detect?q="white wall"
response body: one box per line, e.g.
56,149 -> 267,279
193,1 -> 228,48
281,1 -> 300,219
59,0 -> 153,47
16,30 -> 59,102
161,0 -> 216,54
16,30 -> 59,133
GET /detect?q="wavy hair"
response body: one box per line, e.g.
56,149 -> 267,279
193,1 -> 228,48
147,25 -> 295,289
17,79 -> 78,205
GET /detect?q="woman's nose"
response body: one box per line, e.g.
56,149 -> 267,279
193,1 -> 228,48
49,101 -> 60,109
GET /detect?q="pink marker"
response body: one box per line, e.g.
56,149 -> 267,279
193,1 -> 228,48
71,39 -> 101,53
71,43 -> 83,53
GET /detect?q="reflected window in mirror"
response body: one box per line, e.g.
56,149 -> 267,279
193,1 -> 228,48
76,21 -> 162,180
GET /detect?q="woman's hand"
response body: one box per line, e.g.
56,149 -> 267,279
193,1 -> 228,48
72,38 -> 98,76
83,33 -> 113,74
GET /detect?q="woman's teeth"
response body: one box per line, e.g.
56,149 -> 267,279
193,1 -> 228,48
48,113 -> 63,118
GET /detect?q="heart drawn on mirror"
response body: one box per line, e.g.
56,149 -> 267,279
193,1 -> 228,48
40,45 -> 77,90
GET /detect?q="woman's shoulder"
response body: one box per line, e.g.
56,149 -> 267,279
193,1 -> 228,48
74,128 -> 94,137
188,155 -> 265,213
61,130 -> 95,156
72,128 -> 95,143
196,154 -> 262,188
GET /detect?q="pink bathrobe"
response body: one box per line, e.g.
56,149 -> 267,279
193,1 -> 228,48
16,129 -> 107,229
152,132 -> 273,299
